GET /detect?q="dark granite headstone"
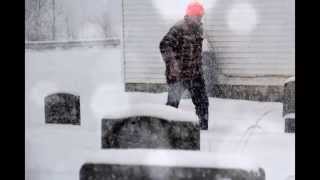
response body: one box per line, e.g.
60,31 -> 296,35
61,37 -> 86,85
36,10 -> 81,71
45,93 -> 80,125
285,118 -> 295,133
283,80 -> 295,116
80,163 -> 265,180
283,79 -> 295,133
102,116 -> 199,150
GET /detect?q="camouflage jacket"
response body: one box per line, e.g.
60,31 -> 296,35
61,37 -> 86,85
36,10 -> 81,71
159,18 -> 204,84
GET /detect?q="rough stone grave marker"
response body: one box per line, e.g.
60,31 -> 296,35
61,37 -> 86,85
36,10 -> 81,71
80,164 -> 265,180
283,77 -> 295,133
102,116 -> 199,150
101,104 -> 200,150
45,93 -> 80,125
79,150 -> 266,180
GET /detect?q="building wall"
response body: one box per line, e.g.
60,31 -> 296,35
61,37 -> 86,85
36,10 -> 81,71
123,0 -> 295,86
25,0 -> 123,41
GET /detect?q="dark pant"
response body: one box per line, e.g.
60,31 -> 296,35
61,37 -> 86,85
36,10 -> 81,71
166,76 -> 209,129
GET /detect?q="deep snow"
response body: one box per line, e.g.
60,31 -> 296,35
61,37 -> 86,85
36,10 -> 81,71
102,103 -> 199,122
284,76 -> 295,85
25,47 -> 294,180
85,149 -> 261,172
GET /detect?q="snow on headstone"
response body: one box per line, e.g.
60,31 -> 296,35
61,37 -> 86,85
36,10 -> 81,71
45,93 -> 80,125
30,81 -> 60,107
103,103 -> 198,122
283,76 -> 295,85
101,104 -> 200,150
283,76 -> 295,133
286,175 -> 295,180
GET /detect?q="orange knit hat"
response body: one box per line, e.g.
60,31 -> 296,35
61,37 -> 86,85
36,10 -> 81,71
186,2 -> 204,16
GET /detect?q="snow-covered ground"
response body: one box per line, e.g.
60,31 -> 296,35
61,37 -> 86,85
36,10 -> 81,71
25,47 -> 294,180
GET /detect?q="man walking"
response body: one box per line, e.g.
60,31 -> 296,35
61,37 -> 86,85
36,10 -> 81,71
159,1 -> 209,130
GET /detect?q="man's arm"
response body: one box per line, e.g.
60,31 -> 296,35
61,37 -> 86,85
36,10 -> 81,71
159,27 -> 180,63
159,26 -> 181,78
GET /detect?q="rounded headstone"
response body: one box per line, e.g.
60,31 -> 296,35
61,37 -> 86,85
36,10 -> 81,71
102,116 -> 199,150
45,93 -> 80,125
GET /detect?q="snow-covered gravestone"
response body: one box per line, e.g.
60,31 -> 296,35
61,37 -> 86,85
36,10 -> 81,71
283,77 -> 295,133
45,93 -> 80,125
80,150 -> 265,180
101,104 -> 200,150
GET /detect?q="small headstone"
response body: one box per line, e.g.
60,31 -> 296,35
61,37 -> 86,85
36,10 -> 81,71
45,93 -> 80,125
283,79 -> 295,116
284,113 -> 296,133
285,116 -> 295,133
283,77 -> 295,133
80,163 -> 265,180
102,116 -> 199,150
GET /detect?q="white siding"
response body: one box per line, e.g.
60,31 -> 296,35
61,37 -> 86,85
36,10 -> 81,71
123,0 -> 295,85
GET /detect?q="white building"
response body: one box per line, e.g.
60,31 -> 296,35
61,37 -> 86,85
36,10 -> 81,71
25,0 -> 295,102
122,0 -> 295,101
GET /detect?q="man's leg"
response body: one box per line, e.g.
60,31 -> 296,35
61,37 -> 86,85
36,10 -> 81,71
166,82 -> 184,108
188,77 -> 209,130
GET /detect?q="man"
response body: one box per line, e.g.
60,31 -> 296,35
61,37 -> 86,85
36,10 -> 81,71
159,2 -> 209,130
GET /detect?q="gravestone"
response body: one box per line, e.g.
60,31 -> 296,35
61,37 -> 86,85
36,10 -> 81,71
80,163 -> 265,180
45,93 -> 80,125
285,117 -> 295,133
283,77 -> 295,133
102,116 -> 199,150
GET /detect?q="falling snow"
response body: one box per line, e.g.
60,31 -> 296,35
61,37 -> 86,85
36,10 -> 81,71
26,47 -> 294,180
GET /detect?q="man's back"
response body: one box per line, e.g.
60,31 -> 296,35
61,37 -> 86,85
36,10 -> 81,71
160,17 -> 204,82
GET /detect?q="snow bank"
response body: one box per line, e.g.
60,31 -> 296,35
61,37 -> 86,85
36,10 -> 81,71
284,113 -> 295,119
103,103 -> 199,123
84,149 -> 261,172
